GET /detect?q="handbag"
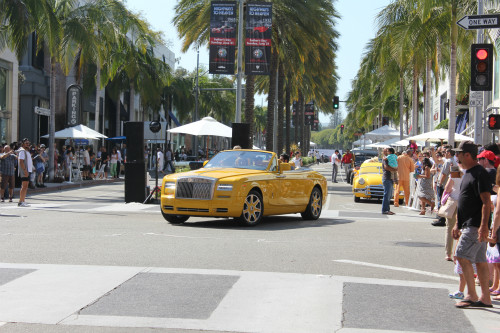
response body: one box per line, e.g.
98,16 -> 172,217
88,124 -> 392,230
438,197 -> 457,218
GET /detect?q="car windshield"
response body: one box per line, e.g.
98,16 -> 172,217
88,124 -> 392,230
359,166 -> 382,175
204,151 -> 272,170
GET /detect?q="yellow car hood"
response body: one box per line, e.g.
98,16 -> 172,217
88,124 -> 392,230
163,168 -> 265,181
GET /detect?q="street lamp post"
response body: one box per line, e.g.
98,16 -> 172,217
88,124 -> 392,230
235,0 -> 244,123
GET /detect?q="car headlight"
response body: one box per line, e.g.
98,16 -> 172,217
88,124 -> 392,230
358,178 -> 365,185
217,184 -> 233,191
164,181 -> 176,189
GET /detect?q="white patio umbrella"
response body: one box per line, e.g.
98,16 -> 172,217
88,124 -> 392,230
364,125 -> 400,141
406,129 -> 472,142
71,124 -> 107,139
41,127 -> 100,140
168,116 -> 232,137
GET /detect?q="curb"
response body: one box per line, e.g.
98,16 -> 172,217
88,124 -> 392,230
12,178 -> 124,196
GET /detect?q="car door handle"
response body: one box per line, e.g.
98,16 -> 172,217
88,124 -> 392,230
276,175 -> 286,178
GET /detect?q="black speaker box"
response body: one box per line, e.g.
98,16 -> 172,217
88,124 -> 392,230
124,162 -> 147,203
231,123 -> 251,149
124,122 -> 144,162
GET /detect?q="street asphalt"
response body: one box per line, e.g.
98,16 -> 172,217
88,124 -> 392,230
0,163 -> 498,333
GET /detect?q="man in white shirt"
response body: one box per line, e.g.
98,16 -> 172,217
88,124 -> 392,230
331,150 -> 341,183
157,148 -> 164,173
17,138 -> 33,207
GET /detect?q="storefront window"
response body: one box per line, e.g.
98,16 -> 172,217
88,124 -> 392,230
0,66 -> 10,144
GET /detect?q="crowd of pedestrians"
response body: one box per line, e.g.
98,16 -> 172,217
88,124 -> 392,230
0,139 -> 127,207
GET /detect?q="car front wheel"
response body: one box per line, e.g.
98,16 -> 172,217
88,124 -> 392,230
237,190 -> 263,226
301,187 -> 322,220
161,211 -> 189,224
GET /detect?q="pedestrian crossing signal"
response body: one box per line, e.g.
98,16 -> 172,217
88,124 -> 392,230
488,114 -> 500,130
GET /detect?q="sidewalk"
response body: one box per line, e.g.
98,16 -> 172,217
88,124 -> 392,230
11,177 -> 123,197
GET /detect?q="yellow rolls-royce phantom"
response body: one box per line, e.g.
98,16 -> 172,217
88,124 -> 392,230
160,149 -> 327,226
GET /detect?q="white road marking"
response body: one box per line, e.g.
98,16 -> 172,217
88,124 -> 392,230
333,259 -> 459,281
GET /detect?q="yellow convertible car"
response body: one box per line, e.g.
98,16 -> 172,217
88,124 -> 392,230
352,160 -> 404,203
160,149 -> 327,226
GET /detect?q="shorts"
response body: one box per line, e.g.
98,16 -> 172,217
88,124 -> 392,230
20,172 -> 31,182
1,174 -> 14,189
455,226 -> 487,263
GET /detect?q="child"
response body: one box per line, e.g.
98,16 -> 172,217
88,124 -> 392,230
449,240 -> 477,300
387,150 -> 398,184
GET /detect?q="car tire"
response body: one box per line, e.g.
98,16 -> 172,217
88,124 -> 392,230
237,190 -> 263,226
354,196 -> 360,202
161,211 -> 189,224
301,187 -> 322,220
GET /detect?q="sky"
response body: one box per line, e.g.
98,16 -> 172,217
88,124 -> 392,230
124,0 -> 391,124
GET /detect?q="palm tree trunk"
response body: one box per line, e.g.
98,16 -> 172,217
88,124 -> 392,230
448,2 -> 458,146
48,58 -> 56,181
294,100 -> 298,147
130,83 -> 135,122
266,48 -> 278,151
277,64 -> 284,154
425,58 -> 431,133
244,75 -> 255,145
412,67 -> 418,135
399,76 -> 404,139
115,93 -> 121,137
95,61 -> 101,134
298,90 -> 305,152
285,82 -> 291,156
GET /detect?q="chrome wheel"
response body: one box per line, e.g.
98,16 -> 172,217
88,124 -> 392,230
238,190 -> 263,226
301,187 -> 322,220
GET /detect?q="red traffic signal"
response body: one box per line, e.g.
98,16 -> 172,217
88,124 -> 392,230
471,44 -> 493,91
340,124 -> 344,134
488,114 -> 500,130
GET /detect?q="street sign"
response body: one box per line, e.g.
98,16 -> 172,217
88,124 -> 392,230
457,14 -> 500,30
469,91 -> 483,107
34,106 -> 51,116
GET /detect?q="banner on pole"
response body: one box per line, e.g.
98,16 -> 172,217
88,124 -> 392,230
245,2 -> 272,75
209,1 -> 237,75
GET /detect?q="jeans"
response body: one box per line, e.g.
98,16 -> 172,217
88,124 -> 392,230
382,179 -> 394,213
332,164 -> 338,182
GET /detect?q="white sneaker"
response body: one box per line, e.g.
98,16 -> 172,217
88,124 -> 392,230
18,202 -> 30,207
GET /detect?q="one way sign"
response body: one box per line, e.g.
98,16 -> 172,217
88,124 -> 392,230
457,14 -> 500,30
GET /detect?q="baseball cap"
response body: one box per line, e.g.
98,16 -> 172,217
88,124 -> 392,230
40,144 -> 46,148
478,150 -> 496,161
452,140 -> 478,156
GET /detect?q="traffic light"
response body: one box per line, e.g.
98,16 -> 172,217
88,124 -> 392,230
471,44 -> 493,91
488,114 -> 500,130
340,124 -> 344,134
333,96 -> 339,109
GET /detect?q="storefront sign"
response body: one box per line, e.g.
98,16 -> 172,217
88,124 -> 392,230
66,84 -> 82,126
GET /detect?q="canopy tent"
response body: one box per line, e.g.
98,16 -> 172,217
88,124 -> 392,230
167,116 -> 232,137
364,125 -> 400,141
406,129 -> 472,142
352,138 -> 372,146
366,137 -> 425,149
106,136 -> 126,142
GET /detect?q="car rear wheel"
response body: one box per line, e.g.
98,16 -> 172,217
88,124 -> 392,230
354,196 -> 360,202
237,190 -> 263,226
161,211 -> 189,224
301,187 -> 322,220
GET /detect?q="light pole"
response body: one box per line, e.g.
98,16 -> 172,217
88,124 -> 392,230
235,0 -> 244,123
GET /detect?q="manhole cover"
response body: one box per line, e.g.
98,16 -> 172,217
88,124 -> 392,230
395,241 -> 442,248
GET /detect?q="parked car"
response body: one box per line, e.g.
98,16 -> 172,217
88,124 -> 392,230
352,160 -> 404,203
160,149 -> 327,226
347,150 -> 379,184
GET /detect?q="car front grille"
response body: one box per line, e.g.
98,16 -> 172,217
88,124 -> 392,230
366,185 -> 384,197
175,177 -> 215,200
